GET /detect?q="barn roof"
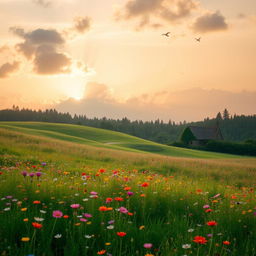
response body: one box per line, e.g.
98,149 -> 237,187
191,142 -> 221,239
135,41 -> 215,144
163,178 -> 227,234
188,126 -> 223,140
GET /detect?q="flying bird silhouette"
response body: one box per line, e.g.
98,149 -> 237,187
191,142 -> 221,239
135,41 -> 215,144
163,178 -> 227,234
195,37 -> 201,42
162,32 -> 170,37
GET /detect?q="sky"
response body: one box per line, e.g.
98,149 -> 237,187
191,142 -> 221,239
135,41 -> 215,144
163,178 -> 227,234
0,0 -> 256,122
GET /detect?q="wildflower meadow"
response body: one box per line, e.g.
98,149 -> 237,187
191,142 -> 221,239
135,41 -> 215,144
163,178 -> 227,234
0,124 -> 255,256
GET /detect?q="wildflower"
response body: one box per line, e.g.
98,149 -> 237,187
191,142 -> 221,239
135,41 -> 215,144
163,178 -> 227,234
107,225 -> 114,230
33,200 -> 41,204
21,171 -> 28,177
127,191 -> 134,196
29,173 -> 35,177
52,210 -> 63,218
54,234 -> 62,239
80,218 -> 87,222
114,197 -> 124,201
97,250 -> 106,255
99,169 -> 106,173
203,205 -> 210,209
32,222 -> 42,229
187,229 -> 194,232
36,172 -> 42,177
84,213 -> 92,218
23,218 -> 29,222
34,217 -> 44,222
108,220 -> 115,224
41,162 -> 46,166
141,182 -> 149,187
207,221 -> 218,226
4,207 -> 10,211
21,237 -> 30,242
193,236 -> 207,244
105,243 -> 111,246
117,232 -> 126,237
63,215 -> 69,219
205,209 -> 213,213
223,241 -> 231,245
90,191 -> 98,195
145,254 -> 154,256
85,235 -> 92,239
119,207 -> 129,214
182,244 -> 191,249
70,204 -> 80,209
124,186 -> 131,191
21,208 -> 27,211
139,225 -> 145,230
144,243 -> 153,249
106,198 -> 113,203
99,206 -> 112,211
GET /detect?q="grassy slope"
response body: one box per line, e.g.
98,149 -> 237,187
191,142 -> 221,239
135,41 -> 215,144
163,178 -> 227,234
0,122 -> 239,159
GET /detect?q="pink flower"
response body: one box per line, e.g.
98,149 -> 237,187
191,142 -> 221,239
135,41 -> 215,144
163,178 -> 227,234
52,210 -> 63,218
144,243 -> 153,249
119,207 -> 128,214
213,193 -> 221,198
127,191 -> 134,196
203,205 -> 210,209
70,204 -> 80,209
80,218 -> 88,222
90,191 -> 98,195
83,213 -> 92,218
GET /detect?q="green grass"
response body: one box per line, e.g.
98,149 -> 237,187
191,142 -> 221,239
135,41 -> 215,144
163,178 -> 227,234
0,122 -> 255,256
0,122 -> 240,159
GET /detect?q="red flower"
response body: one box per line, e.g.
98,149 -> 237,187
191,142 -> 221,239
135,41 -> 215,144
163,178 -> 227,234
141,182 -> 149,187
99,169 -> 106,173
117,232 -> 127,237
81,172 -> 86,176
106,198 -> 113,203
205,209 -> 213,213
207,221 -> 217,226
114,197 -> 124,201
32,222 -> 42,229
193,236 -> 207,244
63,215 -> 69,219
97,250 -> 106,255
33,200 -> 41,204
223,241 -> 231,245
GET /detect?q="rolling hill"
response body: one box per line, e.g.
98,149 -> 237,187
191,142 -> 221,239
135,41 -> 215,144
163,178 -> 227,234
0,121 -> 240,159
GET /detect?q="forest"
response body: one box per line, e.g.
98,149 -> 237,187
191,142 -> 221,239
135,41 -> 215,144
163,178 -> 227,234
0,106 -> 256,145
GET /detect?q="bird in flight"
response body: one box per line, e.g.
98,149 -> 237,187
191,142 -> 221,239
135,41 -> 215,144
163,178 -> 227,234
195,37 -> 201,42
162,32 -> 170,37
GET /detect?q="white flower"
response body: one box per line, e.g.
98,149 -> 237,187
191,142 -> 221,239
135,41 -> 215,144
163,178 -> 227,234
188,228 -> 194,232
81,176 -> 87,181
83,198 -> 89,201
54,234 -> 62,239
106,225 -> 114,230
182,244 -> 191,249
4,207 -> 10,211
85,235 -> 92,239
34,217 -> 44,222
40,210 -> 46,214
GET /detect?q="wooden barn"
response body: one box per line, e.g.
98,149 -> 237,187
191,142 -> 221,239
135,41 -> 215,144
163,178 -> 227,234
181,125 -> 224,146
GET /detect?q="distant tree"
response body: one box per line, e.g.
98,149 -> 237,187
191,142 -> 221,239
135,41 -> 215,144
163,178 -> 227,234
223,108 -> 230,120
216,112 -> 222,120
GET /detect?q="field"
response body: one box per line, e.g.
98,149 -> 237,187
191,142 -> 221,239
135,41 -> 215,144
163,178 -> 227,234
0,122 -> 255,256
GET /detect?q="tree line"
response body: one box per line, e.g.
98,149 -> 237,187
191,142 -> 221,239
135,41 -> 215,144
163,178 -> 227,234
0,106 -> 256,144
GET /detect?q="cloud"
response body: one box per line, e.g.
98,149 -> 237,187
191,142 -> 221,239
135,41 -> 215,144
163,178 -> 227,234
192,11 -> 228,33
33,0 -> 51,8
0,61 -> 20,78
33,45 -> 71,74
56,84 -> 256,122
10,27 -> 74,75
74,17 -> 91,33
0,45 -> 10,53
116,0 -> 198,29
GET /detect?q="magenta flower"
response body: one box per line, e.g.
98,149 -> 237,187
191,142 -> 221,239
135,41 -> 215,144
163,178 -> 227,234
127,191 -> 134,196
29,173 -> 35,177
203,205 -> 210,209
90,191 -> 98,195
52,210 -> 63,218
70,204 -> 80,209
144,243 -> 153,249
80,218 -> 88,222
21,171 -> 28,177
36,172 -> 42,177
83,213 -> 92,218
119,207 -> 128,214
42,162 -> 46,166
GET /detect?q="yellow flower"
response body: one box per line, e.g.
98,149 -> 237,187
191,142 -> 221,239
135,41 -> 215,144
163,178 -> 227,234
23,218 -> 29,222
105,242 -> 111,246
139,225 -> 145,230
74,223 -> 81,226
86,221 -> 92,225
21,208 -> 27,211
21,237 -> 30,242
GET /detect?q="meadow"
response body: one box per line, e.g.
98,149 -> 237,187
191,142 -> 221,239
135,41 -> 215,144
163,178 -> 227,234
0,122 -> 255,256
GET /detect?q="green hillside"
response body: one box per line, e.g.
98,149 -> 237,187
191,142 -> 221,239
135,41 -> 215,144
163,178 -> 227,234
0,121 -> 239,159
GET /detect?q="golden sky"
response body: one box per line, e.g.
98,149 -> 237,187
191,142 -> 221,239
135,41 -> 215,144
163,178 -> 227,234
0,0 -> 256,121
